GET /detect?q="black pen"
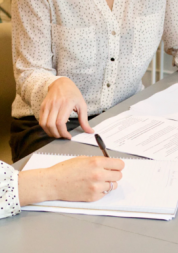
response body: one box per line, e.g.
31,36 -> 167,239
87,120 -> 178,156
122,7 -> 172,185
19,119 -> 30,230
95,134 -> 110,158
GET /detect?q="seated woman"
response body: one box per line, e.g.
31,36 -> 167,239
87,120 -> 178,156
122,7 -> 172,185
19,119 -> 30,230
0,156 -> 124,219
10,0 -> 178,162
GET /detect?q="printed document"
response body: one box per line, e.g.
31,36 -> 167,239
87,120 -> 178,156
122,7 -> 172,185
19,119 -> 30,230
72,111 -> 178,160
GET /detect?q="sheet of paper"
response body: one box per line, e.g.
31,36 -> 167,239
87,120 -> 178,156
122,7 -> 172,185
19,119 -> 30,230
21,154 -> 178,220
130,110 -> 178,121
21,205 -> 174,221
130,83 -> 178,120
72,111 -> 178,160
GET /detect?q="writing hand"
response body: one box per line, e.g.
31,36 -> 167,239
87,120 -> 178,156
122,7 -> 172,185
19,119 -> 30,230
19,157 -> 124,205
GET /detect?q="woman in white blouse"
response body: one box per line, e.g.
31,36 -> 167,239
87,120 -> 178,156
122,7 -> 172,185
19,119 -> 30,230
1,0 -> 126,220
1,0 -> 177,219
10,0 -> 178,162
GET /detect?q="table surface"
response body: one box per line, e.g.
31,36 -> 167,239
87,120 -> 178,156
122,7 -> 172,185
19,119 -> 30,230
1,72 -> 178,253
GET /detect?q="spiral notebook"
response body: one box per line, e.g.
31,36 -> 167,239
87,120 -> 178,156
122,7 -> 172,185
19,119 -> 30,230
21,153 -> 178,220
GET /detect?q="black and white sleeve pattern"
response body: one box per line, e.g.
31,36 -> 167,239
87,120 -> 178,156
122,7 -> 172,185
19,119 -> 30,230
0,161 -> 21,219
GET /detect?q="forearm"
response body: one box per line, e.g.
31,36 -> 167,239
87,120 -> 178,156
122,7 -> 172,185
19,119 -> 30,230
0,157 -> 124,219
18,169 -> 53,206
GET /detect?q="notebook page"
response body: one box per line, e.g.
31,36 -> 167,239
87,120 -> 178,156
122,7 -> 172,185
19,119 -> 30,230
22,154 -> 178,215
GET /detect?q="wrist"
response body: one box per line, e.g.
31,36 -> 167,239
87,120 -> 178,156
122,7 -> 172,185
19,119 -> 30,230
45,167 -> 61,201
18,169 -> 52,206
48,77 -> 70,91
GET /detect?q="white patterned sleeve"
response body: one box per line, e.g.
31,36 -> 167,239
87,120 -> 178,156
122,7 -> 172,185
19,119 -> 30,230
12,0 -> 61,120
163,0 -> 178,67
0,161 -> 21,219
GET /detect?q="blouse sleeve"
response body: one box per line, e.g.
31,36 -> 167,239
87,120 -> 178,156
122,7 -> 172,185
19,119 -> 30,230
0,161 -> 21,219
163,0 -> 178,67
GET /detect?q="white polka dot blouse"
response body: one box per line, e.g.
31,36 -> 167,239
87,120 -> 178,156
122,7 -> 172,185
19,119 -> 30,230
0,161 -> 21,219
11,0 -> 178,120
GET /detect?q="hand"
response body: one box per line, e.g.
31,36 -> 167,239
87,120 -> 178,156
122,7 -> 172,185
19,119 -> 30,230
47,156 -> 124,202
39,77 -> 94,139
18,157 -> 124,206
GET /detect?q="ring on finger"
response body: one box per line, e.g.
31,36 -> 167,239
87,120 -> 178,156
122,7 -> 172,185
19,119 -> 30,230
103,182 -> 114,194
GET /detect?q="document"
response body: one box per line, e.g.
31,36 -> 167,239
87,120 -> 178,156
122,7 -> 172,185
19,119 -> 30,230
130,83 -> 178,120
72,111 -> 178,160
21,154 -> 178,220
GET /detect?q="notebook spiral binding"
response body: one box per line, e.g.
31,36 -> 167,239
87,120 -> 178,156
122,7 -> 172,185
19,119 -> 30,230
35,152 -> 147,159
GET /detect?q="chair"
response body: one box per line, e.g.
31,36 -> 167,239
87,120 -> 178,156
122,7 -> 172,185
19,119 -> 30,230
0,23 -> 16,164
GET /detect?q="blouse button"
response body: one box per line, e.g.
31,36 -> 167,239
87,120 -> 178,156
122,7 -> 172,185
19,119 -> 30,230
111,58 -> 115,61
112,31 -> 116,36
107,83 -> 111,88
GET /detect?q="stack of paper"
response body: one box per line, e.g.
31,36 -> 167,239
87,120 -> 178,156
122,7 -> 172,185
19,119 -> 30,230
21,83 -> 178,220
21,154 -> 178,220
130,83 -> 178,120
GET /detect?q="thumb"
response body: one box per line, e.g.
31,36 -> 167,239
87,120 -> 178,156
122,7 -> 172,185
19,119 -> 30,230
78,104 -> 94,134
